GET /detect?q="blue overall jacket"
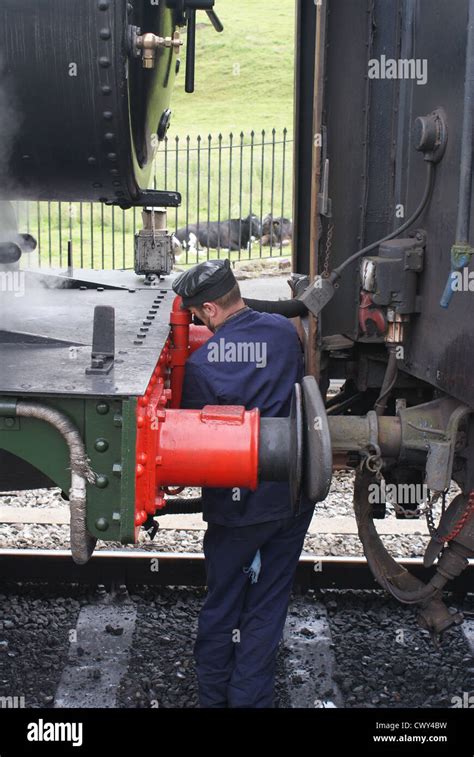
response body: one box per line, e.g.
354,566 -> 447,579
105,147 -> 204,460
180,307 -> 314,526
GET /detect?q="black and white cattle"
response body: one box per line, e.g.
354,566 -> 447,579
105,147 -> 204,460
260,215 -> 293,247
174,214 -> 261,255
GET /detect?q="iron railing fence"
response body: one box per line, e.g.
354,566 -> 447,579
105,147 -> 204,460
15,129 -> 293,270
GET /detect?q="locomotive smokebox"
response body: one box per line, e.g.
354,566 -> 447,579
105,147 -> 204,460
0,0 -> 183,206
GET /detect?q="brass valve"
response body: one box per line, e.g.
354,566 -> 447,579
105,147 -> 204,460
135,31 -> 183,69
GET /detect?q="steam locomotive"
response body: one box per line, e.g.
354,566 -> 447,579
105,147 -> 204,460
0,0 -> 473,644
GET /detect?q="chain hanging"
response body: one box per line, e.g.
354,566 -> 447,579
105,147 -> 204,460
321,223 -> 334,278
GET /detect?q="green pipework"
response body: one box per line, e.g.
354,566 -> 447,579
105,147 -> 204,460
0,395 -> 138,544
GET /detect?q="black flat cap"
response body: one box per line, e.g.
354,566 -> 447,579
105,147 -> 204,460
172,259 -> 237,307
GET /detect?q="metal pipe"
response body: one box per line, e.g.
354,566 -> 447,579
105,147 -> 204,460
259,413 -> 402,482
440,0 -> 474,307
185,9 -> 197,94
374,350 -> 398,417
334,161 -> 435,277
205,9 -> 224,33
456,0 -> 474,245
158,497 -> 203,515
328,415 -> 401,458
15,402 -> 96,565
243,297 -> 308,318
170,296 -> 192,409
394,0 -> 416,213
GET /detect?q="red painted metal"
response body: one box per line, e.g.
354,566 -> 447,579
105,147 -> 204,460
189,324 -> 213,353
134,302 -> 260,533
359,292 -> 387,337
135,341 -> 172,530
155,406 -> 259,489
169,296 -> 192,409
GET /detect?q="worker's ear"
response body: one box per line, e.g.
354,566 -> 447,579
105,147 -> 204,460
201,301 -> 218,317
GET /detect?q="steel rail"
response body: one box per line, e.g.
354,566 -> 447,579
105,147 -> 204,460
0,549 -> 472,592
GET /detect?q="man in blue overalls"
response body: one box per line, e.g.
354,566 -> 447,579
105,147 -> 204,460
173,259 -> 314,708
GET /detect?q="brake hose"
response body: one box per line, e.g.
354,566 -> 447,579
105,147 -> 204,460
329,161 -> 436,281
243,297 -> 308,318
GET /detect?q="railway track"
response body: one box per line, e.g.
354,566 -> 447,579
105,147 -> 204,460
0,549 -> 472,592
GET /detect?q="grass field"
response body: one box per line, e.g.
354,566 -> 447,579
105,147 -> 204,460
170,0 -> 296,137
18,0 -> 296,269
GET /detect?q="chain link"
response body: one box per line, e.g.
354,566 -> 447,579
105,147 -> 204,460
425,496 -> 438,534
322,223 -> 334,278
360,448 -> 383,480
360,462 -> 474,537
390,489 -> 443,523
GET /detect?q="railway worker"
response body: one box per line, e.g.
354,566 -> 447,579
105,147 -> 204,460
173,259 -> 314,708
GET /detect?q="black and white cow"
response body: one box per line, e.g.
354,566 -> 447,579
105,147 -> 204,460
261,215 -> 293,247
174,214 -> 261,255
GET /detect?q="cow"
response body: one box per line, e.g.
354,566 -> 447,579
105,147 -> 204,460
261,215 -> 293,247
171,234 -> 207,264
174,214 -> 261,255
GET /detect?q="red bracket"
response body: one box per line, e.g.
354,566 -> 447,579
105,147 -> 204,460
359,292 -> 387,337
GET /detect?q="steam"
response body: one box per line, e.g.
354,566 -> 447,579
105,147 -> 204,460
0,200 -> 18,242
0,61 -> 57,337
0,58 -> 22,264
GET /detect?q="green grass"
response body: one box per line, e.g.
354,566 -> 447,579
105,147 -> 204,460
170,0 -> 296,138
18,0 -> 296,270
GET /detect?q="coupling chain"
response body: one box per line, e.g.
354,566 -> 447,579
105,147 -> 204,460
322,223 -> 334,278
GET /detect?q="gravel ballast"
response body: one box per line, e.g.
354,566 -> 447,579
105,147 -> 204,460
1,584 -> 469,709
0,471 -> 455,559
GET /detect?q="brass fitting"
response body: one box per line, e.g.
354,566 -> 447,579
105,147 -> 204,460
136,31 -> 183,69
